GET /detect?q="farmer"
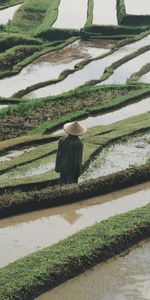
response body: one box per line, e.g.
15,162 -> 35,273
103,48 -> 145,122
55,121 -> 87,185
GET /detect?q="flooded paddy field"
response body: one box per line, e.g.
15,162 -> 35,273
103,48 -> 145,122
0,181 -> 149,268
37,238 -> 150,300
25,34 -> 150,98
93,0 -> 118,25
0,40 -> 110,98
53,0 -> 88,29
125,0 -> 150,15
100,50 -> 150,85
0,3 -> 21,25
53,97 -> 150,135
140,71 -> 150,84
0,2 -> 150,298
81,133 -> 150,181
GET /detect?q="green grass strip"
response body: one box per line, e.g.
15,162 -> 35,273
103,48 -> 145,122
0,162 -> 149,217
0,204 -> 150,300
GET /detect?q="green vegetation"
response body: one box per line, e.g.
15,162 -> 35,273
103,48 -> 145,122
117,0 -> 150,26
129,63 -> 150,84
0,204 -> 150,299
0,113 -> 149,192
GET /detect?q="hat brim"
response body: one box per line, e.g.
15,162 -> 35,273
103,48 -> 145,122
64,122 -> 87,136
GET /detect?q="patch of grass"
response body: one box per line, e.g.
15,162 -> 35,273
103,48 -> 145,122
0,204 -> 150,300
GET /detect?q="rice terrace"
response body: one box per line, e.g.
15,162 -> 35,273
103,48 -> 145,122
0,0 -> 150,299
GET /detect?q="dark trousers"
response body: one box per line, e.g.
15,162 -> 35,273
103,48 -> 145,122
60,172 -> 78,186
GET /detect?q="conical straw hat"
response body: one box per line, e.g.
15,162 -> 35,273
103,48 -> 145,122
64,121 -> 87,136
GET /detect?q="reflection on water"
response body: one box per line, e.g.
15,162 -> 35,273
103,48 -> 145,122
53,97 -> 150,135
0,41 -> 109,98
100,50 -> 150,85
25,35 -> 150,99
0,183 -> 149,268
0,4 -> 21,25
125,0 -> 150,15
53,0 -> 88,29
36,239 -> 150,300
80,134 -> 150,181
93,0 -> 118,25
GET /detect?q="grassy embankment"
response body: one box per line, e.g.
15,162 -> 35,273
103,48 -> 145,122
128,63 -> 150,84
12,31 -> 150,99
0,112 -> 149,192
0,204 -> 150,299
0,85 -> 147,140
0,162 -> 149,218
88,45 -> 150,85
117,0 -> 150,27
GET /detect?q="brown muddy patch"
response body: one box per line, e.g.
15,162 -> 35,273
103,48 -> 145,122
0,182 -> 149,268
34,40 -> 112,65
36,239 -> 150,300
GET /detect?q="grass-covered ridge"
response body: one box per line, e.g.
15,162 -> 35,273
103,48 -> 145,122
0,85 -> 146,140
117,0 -> 150,27
0,113 -> 149,192
0,204 -> 150,300
0,162 -> 149,218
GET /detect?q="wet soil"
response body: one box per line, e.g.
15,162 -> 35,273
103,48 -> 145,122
0,87 -> 133,141
36,239 -> 150,300
0,182 -> 149,268
140,71 -> 150,84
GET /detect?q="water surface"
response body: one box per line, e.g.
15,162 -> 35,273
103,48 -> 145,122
36,239 -> 150,300
140,71 -> 150,84
0,4 -> 21,25
93,0 -> 118,25
53,97 -> 150,135
25,35 -> 150,98
100,50 -> 150,85
0,41 -> 109,98
80,134 -> 150,181
125,0 -> 150,15
0,182 -> 149,268
53,0 -> 88,29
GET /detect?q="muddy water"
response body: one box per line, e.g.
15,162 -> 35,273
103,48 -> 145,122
0,182 -> 149,268
53,97 -> 150,135
25,35 -> 150,99
0,4 -> 21,25
93,0 -> 118,25
80,134 -> 150,182
140,71 -> 150,84
100,50 -> 150,85
0,147 -> 35,162
125,0 -> 150,15
36,239 -> 150,300
0,40 -> 109,98
53,0 -> 88,29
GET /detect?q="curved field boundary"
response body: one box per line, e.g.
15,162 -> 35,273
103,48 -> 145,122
128,63 -> 150,84
0,162 -> 149,218
117,0 -> 150,26
0,204 -> 150,299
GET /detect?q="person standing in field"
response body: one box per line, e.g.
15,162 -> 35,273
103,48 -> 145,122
55,121 -> 87,185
